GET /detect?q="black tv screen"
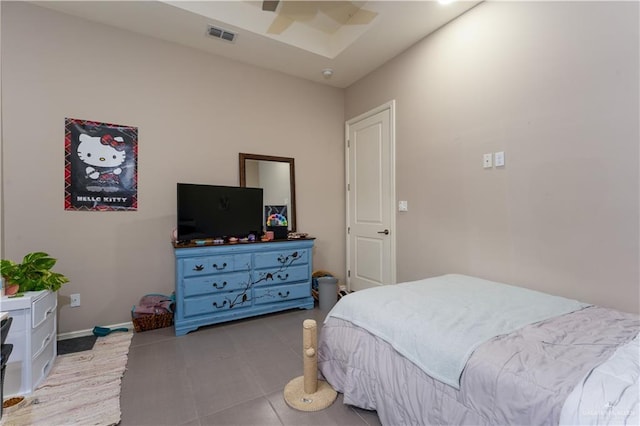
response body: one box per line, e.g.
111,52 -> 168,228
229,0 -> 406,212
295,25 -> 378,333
177,183 -> 263,241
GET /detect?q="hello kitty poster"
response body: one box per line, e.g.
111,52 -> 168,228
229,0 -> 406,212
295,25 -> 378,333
65,118 -> 138,211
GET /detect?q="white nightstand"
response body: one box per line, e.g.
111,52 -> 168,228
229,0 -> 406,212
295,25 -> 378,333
1,290 -> 57,396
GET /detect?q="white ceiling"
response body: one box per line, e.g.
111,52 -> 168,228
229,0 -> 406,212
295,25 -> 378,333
33,1 -> 481,88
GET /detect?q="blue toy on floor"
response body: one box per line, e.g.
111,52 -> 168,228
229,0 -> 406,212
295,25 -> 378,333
92,326 -> 128,337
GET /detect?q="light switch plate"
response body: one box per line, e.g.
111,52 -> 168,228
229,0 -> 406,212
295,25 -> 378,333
495,151 -> 505,167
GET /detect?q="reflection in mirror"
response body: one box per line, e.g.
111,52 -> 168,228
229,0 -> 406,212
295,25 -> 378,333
239,153 -> 296,232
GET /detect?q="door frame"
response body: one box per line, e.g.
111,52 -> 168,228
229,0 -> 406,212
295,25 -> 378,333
345,100 -> 397,291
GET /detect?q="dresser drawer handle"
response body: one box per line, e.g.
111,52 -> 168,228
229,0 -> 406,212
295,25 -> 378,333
276,273 -> 289,281
278,291 -> 290,298
193,264 -> 205,272
212,281 -> 227,289
213,262 -> 227,271
42,359 -> 52,376
34,331 -> 54,359
212,300 -> 227,309
45,307 -> 55,317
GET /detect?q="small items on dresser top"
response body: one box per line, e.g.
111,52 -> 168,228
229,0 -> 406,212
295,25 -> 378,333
288,232 -> 308,239
172,231 -> 313,248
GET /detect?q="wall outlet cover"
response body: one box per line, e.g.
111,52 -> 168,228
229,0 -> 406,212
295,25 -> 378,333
483,153 -> 493,168
70,294 -> 81,307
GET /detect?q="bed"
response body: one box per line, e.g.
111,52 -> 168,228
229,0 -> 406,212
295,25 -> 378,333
318,274 -> 639,425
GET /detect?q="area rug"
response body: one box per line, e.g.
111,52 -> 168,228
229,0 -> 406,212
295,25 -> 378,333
1,331 -> 133,426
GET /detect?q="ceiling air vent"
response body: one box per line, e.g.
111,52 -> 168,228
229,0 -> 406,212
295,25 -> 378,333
207,25 -> 236,43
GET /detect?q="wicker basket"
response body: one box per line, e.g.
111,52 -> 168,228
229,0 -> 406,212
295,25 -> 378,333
132,312 -> 174,332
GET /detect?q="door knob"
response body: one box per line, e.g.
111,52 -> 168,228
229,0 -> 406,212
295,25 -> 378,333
377,229 -> 390,235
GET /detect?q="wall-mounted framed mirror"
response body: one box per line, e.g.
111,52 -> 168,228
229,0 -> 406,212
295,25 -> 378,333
239,153 -> 296,232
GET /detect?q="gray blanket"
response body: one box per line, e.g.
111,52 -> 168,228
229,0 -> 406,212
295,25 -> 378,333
318,306 -> 639,425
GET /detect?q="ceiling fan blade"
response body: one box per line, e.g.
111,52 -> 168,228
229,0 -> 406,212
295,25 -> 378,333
267,14 -> 295,34
262,0 -> 279,12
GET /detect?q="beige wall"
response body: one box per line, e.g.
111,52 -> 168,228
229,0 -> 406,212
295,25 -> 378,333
346,1 -> 639,313
3,1 -> 638,336
1,2 -> 346,333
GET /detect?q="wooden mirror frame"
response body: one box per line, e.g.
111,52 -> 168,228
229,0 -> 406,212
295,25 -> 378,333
239,153 -> 297,232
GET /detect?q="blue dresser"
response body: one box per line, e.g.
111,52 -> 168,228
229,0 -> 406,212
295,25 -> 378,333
174,239 -> 315,336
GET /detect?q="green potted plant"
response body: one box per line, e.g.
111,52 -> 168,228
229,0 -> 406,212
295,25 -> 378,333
1,252 -> 69,296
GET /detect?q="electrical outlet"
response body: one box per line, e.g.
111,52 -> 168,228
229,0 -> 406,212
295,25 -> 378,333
495,151 -> 505,167
483,153 -> 493,169
398,200 -> 408,211
70,293 -> 81,307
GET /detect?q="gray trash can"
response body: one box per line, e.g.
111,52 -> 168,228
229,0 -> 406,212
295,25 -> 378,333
317,276 -> 338,311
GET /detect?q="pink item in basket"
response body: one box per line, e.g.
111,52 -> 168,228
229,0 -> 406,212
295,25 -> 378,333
133,294 -> 173,315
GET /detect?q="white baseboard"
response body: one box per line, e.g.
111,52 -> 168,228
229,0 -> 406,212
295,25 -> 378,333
57,321 -> 134,341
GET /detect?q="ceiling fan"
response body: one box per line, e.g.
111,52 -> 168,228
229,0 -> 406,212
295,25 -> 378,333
261,1 -> 378,35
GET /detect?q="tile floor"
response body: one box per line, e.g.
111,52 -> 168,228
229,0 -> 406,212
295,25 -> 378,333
120,307 -> 382,426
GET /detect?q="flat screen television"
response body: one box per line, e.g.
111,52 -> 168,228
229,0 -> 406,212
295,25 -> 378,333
177,183 -> 263,242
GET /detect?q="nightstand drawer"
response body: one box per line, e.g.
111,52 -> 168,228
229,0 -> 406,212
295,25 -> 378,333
32,337 -> 55,389
253,265 -> 309,287
254,282 -> 310,305
183,272 -> 252,297
31,311 -> 56,359
32,290 -> 57,329
183,254 -> 251,277
183,291 -> 252,317
254,248 -> 309,269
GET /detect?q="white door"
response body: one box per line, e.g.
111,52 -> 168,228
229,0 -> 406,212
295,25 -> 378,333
346,101 -> 396,292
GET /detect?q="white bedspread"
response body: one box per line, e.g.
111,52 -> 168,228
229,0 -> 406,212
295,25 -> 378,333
560,333 -> 639,425
325,274 -> 590,389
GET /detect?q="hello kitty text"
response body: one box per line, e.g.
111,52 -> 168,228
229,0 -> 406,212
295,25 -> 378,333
76,196 -> 128,203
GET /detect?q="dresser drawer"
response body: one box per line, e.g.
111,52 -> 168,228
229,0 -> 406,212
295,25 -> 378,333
182,253 -> 252,277
254,248 -> 309,269
183,272 -> 252,297
32,337 -> 55,390
254,282 -> 310,305
253,264 -> 309,287
31,311 -> 56,359
183,291 -> 252,317
32,290 -> 57,329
